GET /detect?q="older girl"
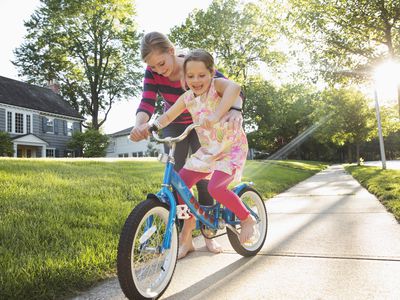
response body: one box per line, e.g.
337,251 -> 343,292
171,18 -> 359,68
130,32 -> 243,255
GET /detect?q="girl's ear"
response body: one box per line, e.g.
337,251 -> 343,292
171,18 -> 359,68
168,47 -> 175,56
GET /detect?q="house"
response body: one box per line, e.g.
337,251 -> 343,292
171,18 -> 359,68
0,76 -> 84,157
106,126 -> 163,158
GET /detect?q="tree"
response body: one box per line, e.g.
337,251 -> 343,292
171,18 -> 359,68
245,77 -> 278,150
0,132 -> 14,157
13,0 -> 142,130
245,77 -> 317,155
289,0 -> 400,115
169,0 -> 285,89
314,88 -> 376,163
67,129 -> 109,157
146,142 -> 158,157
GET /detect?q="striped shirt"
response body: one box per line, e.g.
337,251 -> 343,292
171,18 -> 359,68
137,66 -> 227,124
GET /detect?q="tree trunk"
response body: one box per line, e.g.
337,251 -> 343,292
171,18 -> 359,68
347,145 -> 352,163
397,84 -> 400,118
92,94 -> 99,130
356,143 -> 361,165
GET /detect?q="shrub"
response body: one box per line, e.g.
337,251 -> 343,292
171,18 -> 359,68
0,131 -> 14,156
67,129 -> 109,157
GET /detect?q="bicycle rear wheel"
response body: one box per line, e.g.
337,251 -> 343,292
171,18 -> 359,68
117,198 -> 178,300
227,186 -> 268,256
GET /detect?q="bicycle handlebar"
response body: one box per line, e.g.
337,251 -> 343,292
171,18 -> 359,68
151,123 -> 200,144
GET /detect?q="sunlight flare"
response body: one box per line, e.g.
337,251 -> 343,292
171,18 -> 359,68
373,60 -> 400,104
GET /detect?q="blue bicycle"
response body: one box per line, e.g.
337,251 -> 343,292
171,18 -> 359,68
117,124 -> 268,299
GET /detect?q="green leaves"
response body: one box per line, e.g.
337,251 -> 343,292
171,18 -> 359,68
289,0 -> 400,80
0,132 -> 14,157
67,129 -> 109,157
314,88 -> 376,146
245,77 -> 317,153
169,0 -> 285,85
13,0 -> 142,130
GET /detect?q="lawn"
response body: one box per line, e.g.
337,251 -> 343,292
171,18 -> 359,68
0,159 -> 327,299
345,165 -> 400,222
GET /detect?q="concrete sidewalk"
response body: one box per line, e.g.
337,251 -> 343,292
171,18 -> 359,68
72,165 -> 400,300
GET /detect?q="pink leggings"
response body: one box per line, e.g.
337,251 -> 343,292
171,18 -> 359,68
178,168 -> 250,220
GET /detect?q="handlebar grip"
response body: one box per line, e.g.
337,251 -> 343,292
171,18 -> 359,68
148,124 -> 159,133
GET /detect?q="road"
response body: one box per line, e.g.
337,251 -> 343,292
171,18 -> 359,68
363,160 -> 400,170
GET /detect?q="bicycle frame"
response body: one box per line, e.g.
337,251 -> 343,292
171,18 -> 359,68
153,152 -> 219,251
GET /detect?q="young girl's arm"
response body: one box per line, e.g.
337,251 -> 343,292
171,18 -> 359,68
202,78 -> 241,129
152,96 -> 186,129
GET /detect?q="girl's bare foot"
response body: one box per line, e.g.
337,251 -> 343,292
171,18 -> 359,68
204,238 -> 223,254
178,240 -> 195,259
239,215 -> 256,244
178,217 -> 196,259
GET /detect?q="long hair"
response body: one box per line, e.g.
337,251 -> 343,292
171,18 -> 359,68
140,32 -> 174,61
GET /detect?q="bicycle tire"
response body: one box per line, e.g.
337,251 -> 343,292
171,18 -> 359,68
117,198 -> 178,300
226,186 -> 268,256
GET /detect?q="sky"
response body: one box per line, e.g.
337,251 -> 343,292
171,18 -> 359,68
0,0 -> 213,134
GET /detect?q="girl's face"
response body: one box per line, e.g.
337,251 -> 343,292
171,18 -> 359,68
145,48 -> 175,77
184,61 -> 213,96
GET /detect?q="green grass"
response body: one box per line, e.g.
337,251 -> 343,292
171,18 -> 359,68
345,165 -> 400,222
0,159 -> 326,299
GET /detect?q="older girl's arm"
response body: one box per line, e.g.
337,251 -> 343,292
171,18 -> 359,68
154,96 -> 186,129
212,78 -> 241,119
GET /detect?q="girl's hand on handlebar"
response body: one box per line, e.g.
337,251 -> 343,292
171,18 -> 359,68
129,123 -> 150,141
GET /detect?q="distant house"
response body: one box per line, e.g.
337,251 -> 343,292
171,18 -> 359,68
0,76 -> 84,157
106,126 -> 163,158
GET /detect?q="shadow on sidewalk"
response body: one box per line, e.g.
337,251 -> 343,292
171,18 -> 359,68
164,182 -> 354,299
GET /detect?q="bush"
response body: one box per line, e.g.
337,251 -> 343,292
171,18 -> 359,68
0,131 -> 14,156
67,129 -> 109,157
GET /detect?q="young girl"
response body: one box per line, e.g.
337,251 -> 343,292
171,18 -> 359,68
148,49 -> 256,259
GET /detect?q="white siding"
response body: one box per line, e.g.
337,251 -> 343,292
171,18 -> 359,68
106,135 -> 163,158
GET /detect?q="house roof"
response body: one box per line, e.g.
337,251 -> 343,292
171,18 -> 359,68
0,76 -> 83,119
109,126 -> 134,137
11,133 -> 49,146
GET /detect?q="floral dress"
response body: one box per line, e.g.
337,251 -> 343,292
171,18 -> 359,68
181,79 -> 248,182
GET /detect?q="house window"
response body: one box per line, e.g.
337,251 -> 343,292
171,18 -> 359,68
67,121 -> 74,136
26,115 -> 31,133
132,151 -> 144,157
46,148 -> 55,157
7,111 -> 12,133
6,110 -> 32,134
15,113 -> 24,133
46,118 -> 54,133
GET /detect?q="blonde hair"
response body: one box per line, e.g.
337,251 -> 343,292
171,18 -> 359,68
183,49 -> 215,74
140,32 -> 174,61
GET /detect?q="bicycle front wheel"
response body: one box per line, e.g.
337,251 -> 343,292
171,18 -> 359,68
117,198 -> 178,300
227,186 -> 268,256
